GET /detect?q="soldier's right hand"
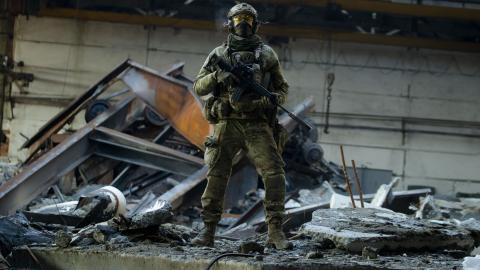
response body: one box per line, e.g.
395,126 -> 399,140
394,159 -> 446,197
215,70 -> 238,85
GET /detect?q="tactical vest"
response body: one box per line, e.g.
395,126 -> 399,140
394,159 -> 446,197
212,44 -> 272,120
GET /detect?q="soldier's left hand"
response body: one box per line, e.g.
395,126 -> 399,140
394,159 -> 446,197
257,95 -> 275,109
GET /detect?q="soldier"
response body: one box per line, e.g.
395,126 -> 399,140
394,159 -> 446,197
191,3 -> 292,250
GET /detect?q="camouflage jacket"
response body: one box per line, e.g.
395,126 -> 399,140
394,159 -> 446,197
193,42 -> 289,121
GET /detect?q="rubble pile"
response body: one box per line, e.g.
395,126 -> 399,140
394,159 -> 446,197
0,60 -> 478,269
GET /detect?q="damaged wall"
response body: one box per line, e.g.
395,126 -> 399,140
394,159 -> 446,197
4,15 -> 480,195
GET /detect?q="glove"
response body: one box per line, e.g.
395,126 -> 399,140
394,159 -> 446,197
215,70 -> 238,85
256,93 -> 283,109
211,99 -> 232,118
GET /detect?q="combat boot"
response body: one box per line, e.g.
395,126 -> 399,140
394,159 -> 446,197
191,222 -> 216,247
266,221 -> 293,250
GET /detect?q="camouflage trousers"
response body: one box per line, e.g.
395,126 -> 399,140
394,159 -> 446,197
201,119 -> 287,225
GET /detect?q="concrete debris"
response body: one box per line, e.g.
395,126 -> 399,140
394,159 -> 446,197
386,188 -> 432,214
0,213 -> 54,256
0,160 -> 19,186
305,250 -> 323,259
285,199 -> 301,209
301,208 -> 474,253
462,255 -> 480,270
116,199 -> 172,231
70,224 -> 114,246
456,218 -> 480,246
370,177 -> 400,208
54,230 -> 72,248
362,246 -> 378,259
297,181 -> 334,206
330,193 -> 374,209
414,195 -> 443,219
0,60 -> 477,269
415,195 -> 480,221
239,241 -> 264,254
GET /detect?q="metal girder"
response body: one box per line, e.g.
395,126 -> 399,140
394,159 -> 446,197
0,95 -> 137,215
90,126 -> 204,176
21,60 -> 132,162
37,8 -> 480,52
250,0 -> 480,21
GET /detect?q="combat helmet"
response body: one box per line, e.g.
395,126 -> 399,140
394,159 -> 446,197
227,3 -> 259,34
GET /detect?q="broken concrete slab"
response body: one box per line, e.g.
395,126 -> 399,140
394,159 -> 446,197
456,218 -> 480,246
370,177 -> 399,208
301,208 -> 474,253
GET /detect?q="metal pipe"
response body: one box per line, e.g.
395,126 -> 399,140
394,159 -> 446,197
351,160 -> 365,208
339,145 -> 356,208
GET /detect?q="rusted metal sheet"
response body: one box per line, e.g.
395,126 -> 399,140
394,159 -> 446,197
22,60 -> 132,163
0,95 -> 138,215
120,61 -> 210,150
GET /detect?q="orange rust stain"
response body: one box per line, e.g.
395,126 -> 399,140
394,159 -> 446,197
140,72 -> 209,150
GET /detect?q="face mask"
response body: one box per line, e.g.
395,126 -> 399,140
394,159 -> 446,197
234,21 -> 253,37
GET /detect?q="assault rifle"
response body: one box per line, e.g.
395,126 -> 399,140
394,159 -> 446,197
210,54 -> 313,131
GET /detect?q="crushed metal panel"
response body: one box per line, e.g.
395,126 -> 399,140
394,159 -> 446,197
120,61 -> 210,150
91,126 -> 204,176
0,95 -> 137,215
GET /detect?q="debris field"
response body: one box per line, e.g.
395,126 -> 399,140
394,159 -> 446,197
0,60 -> 479,270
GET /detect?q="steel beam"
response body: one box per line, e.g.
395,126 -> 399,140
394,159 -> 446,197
37,8 -> 480,52
22,60 -> 132,162
90,126 -> 204,176
250,0 -> 480,21
0,95 -> 136,215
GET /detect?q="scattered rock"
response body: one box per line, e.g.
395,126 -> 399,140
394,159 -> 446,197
108,235 -> 129,245
239,241 -> 264,254
92,230 -> 106,244
306,251 -> 323,259
55,230 -> 72,248
471,246 -> 480,256
362,247 -> 378,259
0,213 -> 53,256
116,200 -> 172,231
463,255 -> 480,270
254,255 -> 263,261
